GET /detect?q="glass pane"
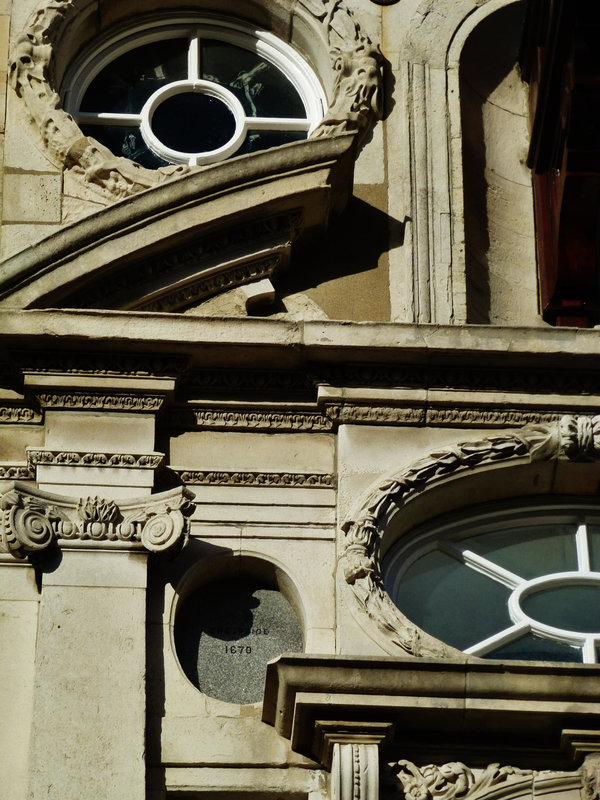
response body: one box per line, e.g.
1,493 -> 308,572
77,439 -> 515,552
587,524 -> 600,571
152,92 -> 236,153
390,549 -> 512,650
465,524 -> 577,579
486,633 -> 582,662
81,39 -> 188,114
237,129 -> 307,156
522,583 -> 600,633
80,124 -> 169,169
201,40 -> 306,118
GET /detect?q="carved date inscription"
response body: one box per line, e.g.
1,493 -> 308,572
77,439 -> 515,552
175,579 -> 303,704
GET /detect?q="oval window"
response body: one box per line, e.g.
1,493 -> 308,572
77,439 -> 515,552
383,501 -> 600,663
63,20 -> 326,167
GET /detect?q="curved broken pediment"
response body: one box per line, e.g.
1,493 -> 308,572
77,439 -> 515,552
0,135 -> 355,311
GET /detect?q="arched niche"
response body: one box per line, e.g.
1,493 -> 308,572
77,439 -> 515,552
458,1 -> 538,325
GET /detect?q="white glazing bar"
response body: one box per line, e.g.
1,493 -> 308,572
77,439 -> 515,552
576,523 -> 591,572
189,34 -> 200,81
464,622 -> 530,656
247,117 -> 311,131
439,541 -> 525,588
76,112 -> 142,126
583,637 -> 597,664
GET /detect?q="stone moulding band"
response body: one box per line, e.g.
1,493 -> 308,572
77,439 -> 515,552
173,469 -> 336,488
0,406 -> 43,424
10,0 -> 383,202
0,482 -> 194,558
340,414 -> 600,659
35,393 -> 165,411
0,464 -> 35,480
27,449 -> 165,469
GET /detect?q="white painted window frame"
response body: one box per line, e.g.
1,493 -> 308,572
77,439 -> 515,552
63,15 -> 326,166
383,501 -> 600,663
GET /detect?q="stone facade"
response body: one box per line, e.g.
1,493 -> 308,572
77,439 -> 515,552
1,1 -> 599,800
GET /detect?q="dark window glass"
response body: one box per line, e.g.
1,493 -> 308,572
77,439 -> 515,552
391,549 -> 512,650
152,93 -> 236,153
238,129 -> 307,155
80,124 -> 169,169
201,40 -> 306,118
465,524 -> 577,579
522,584 -> 600,633
81,39 -> 188,114
486,633 -> 582,662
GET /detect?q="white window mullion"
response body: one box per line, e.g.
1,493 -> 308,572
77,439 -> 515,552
464,622 -> 530,657
583,638 -> 597,664
248,117 -> 311,131
439,541 -> 525,589
188,34 -> 200,81
76,111 -> 142,126
576,523 -> 591,572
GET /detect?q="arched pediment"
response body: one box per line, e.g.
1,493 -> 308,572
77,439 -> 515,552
0,135 -> 355,310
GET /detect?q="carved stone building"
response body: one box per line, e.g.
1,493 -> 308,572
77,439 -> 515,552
2,1 -> 600,800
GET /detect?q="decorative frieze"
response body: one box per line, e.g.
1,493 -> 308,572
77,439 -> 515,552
341,414 -> 600,658
327,405 -> 425,425
0,465 -> 35,480
191,408 -> 333,432
0,406 -> 42,424
20,352 -> 188,378
27,450 -> 164,469
0,483 -> 194,558
426,408 -> 562,427
135,255 -> 282,313
36,393 -> 165,412
174,470 -> 335,488
387,762 -> 532,800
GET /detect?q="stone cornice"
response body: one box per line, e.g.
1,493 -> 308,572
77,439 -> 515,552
0,482 -> 194,558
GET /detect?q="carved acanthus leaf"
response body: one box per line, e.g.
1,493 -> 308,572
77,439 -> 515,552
581,754 -> 600,800
0,482 -> 194,558
388,762 -> 533,800
340,415 -> 599,657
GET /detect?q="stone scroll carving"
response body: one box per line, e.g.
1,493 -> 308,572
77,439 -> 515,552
10,0 -> 383,203
306,0 -> 384,143
341,414 -> 600,658
387,762 -> 533,800
0,482 -> 194,558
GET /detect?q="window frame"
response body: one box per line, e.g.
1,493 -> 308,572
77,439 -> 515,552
62,15 -> 327,166
383,498 -> 600,663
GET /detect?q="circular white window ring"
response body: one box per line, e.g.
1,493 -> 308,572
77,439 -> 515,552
140,80 -> 247,166
508,571 -> 600,646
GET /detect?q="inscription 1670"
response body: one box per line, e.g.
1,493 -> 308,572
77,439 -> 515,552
175,578 -> 303,704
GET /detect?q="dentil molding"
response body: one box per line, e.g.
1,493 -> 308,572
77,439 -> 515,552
0,482 -> 194,558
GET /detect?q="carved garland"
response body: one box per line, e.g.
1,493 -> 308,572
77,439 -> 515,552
341,415 -> 600,658
10,0 -> 383,202
0,482 -> 194,557
386,762 -> 533,800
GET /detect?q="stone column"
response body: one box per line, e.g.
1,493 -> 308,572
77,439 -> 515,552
0,481 -> 193,800
315,722 -> 393,800
27,549 -> 148,800
0,559 -> 38,800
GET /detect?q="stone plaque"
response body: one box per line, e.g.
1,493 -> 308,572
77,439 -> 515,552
175,579 -> 303,704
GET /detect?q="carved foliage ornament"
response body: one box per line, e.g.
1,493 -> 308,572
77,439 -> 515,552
341,415 -> 600,659
0,482 -> 194,558
10,0 -> 383,202
387,762 -> 533,800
